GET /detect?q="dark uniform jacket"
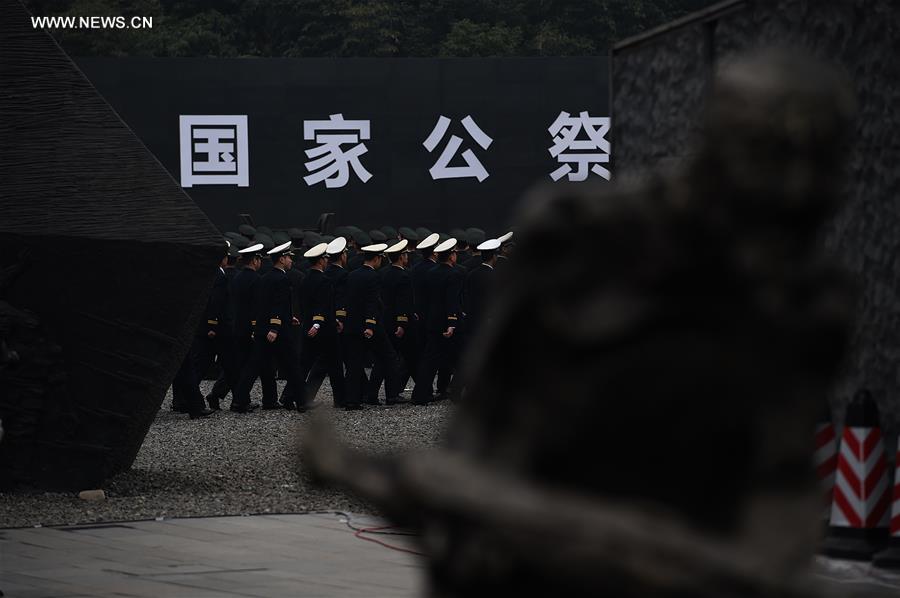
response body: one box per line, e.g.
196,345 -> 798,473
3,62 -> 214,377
287,265 -> 305,322
380,265 -> 413,333
231,267 -> 260,338
422,262 -> 463,333
346,265 -> 383,334
255,267 -> 292,336
461,254 -> 483,272
203,267 -> 233,336
325,263 -> 349,327
463,263 -> 495,330
411,258 -> 437,318
298,268 -> 334,330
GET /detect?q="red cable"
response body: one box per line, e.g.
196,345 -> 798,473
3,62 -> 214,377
353,526 -> 427,556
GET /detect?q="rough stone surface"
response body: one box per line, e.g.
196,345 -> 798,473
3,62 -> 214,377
612,0 -> 900,432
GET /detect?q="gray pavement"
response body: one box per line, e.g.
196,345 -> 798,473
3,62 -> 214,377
5,511 -> 900,597
0,513 -> 424,597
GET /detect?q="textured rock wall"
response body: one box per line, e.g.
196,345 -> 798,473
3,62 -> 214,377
0,0 -> 224,490
612,0 -> 900,431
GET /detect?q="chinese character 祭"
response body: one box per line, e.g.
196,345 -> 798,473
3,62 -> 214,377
179,115 -> 249,187
303,114 -> 373,188
548,111 -> 611,181
423,115 -> 493,182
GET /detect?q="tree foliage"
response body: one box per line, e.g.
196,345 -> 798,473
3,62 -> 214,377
25,0 -> 718,57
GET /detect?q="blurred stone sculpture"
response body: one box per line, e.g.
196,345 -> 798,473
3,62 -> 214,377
306,50 -> 857,597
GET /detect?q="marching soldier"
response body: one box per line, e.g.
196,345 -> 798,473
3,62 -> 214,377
411,237 -> 464,405
369,239 -> 416,400
455,238 -> 501,398
295,242 -> 345,410
344,243 -> 402,409
495,231 -> 514,270
193,242 -> 239,411
232,242 -> 303,412
207,243 -> 266,409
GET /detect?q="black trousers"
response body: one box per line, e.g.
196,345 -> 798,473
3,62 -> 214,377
233,331 -> 299,408
194,333 -> 239,397
172,343 -> 205,414
369,325 -> 418,398
304,329 -> 347,405
345,327 -> 401,406
297,330 -> 345,406
208,331 -> 263,401
412,331 -> 460,402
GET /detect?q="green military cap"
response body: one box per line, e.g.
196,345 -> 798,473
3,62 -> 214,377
399,227 -> 419,241
238,224 -> 256,237
352,230 -> 372,246
415,227 -> 432,239
369,229 -> 388,242
256,225 -> 273,236
380,225 -> 398,238
466,227 -> 486,247
254,233 -> 274,250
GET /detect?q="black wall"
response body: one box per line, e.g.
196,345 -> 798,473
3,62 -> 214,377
76,57 -> 609,235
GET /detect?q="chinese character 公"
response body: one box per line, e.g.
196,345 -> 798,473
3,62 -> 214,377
303,114 -> 373,188
423,115 -> 493,182
179,115 -> 249,187
548,111 -> 611,181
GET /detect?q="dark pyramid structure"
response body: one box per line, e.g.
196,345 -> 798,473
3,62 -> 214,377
0,0 -> 223,490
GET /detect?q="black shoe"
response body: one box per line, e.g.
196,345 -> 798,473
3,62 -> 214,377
171,403 -> 189,413
296,402 -> 318,413
229,402 -> 259,413
411,395 -> 434,405
206,396 -> 221,411
362,396 -> 380,405
344,403 -> 364,411
385,396 -> 404,405
189,408 -> 215,420
279,401 -> 296,410
261,403 -> 283,410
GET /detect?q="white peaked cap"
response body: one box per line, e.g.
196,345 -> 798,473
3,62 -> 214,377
239,243 -> 265,255
477,238 -> 501,251
385,239 -> 409,253
497,231 -> 514,243
434,237 -> 458,253
268,241 -> 293,256
326,236 -> 347,255
416,233 -> 440,250
361,243 -> 389,253
303,242 -> 329,258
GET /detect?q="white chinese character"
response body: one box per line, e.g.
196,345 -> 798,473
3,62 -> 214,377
179,115 -> 249,187
548,111 -> 611,181
303,114 -> 373,188
423,115 -> 493,182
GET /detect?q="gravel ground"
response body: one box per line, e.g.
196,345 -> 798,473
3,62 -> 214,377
0,380 -> 452,529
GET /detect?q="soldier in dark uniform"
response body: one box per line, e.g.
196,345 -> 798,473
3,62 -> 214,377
295,242 -> 345,410
193,243 -> 240,411
463,238 -> 500,331
410,233 -> 439,394
344,243 -> 402,409
304,237 -> 351,405
368,239 -> 416,401
278,240 -> 307,409
231,242 -> 303,412
461,229 -> 486,271
208,243 -> 265,408
411,238 -> 464,405
495,231 -> 514,270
